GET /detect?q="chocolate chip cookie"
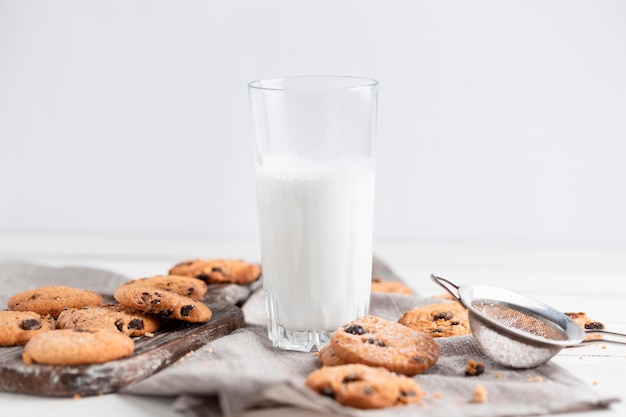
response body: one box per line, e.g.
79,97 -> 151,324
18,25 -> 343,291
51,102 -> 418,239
329,315 -> 440,376
565,311 -> 605,340
398,302 -> 471,338
57,304 -> 162,337
22,328 -> 134,365
318,342 -> 347,366
7,285 -> 104,319
305,364 -> 424,409
0,311 -> 56,346
371,277 -> 413,295
120,275 -> 208,301
113,285 -> 212,323
168,259 -> 261,285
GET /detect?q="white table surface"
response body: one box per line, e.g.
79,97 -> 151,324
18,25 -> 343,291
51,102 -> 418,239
1,234 -> 625,417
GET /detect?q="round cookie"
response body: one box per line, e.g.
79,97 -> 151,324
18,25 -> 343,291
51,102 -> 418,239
318,342 -> 347,367
305,364 -> 424,409
7,285 -> 104,319
330,315 -> 440,376
0,311 -> 56,346
113,285 -> 212,323
120,275 -> 208,301
169,259 -> 261,285
371,277 -> 413,295
57,304 -> 162,337
398,302 -> 471,338
22,328 -> 134,365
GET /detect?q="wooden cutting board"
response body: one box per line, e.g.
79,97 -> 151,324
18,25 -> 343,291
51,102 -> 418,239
0,302 -> 245,397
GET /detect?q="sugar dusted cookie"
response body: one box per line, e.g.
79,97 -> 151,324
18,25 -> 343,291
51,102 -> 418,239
120,275 -> 208,301
398,302 -> 471,338
329,315 -> 439,376
305,364 -> 424,409
57,304 -> 162,337
7,285 -> 104,319
0,311 -> 56,346
318,342 -> 347,367
22,328 -> 134,365
114,285 -> 212,323
169,259 -> 261,285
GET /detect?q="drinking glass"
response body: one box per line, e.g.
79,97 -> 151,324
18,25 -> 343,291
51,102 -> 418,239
248,76 -> 378,351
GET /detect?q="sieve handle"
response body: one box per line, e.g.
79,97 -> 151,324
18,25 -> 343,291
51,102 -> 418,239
577,329 -> 626,347
431,274 -> 461,302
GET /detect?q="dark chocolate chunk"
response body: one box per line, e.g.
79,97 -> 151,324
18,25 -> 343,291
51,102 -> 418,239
20,319 -> 42,331
181,305 -> 194,317
128,319 -> 144,330
344,324 -> 367,335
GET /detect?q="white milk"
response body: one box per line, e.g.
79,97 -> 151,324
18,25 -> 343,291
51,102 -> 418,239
256,155 -> 375,333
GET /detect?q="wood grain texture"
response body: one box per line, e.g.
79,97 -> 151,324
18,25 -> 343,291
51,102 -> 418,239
0,302 -> 244,397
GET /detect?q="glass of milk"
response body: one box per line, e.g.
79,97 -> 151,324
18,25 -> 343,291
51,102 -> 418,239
248,76 -> 378,352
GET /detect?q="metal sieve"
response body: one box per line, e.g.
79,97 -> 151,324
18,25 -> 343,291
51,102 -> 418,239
431,274 -> 626,369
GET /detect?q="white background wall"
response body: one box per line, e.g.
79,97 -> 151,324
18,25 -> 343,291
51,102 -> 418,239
1,1 -> 625,247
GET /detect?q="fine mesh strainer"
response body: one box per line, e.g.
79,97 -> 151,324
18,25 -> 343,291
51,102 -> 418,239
431,274 -> 626,369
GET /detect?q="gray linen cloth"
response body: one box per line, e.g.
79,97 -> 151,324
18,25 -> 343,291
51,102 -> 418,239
0,260 -> 619,417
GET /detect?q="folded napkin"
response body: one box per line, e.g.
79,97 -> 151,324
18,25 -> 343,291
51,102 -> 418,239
0,260 -> 619,417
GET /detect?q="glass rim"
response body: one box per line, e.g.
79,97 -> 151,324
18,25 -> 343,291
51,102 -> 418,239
248,75 -> 378,92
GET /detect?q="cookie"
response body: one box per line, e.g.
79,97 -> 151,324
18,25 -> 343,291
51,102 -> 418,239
120,275 -> 208,301
57,304 -> 162,337
305,364 -> 424,409
169,259 -> 261,285
398,302 -> 471,338
371,277 -> 412,295
22,328 -> 134,365
318,342 -> 347,366
7,285 -> 104,319
113,285 -> 212,323
564,311 -> 605,340
329,315 -> 440,376
0,311 -> 56,346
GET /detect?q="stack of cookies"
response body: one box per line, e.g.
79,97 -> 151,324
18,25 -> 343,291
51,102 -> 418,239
0,258 -> 261,366
306,315 -> 440,409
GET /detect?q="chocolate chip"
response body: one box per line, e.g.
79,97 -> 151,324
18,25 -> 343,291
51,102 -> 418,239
431,328 -> 444,333
344,324 -> 366,335
342,374 -> 361,383
161,310 -> 173,317
402,390 -> 416,397
433,311 -> 454,321
128,319 -> 144,330
196,273 -> 210,281
20,319 -> 42,331
181,305 -> 194,317
140,292 -> 152,304
211,267 -> 224,274
585,322 -> 605,330
451,320 -> 460,325
150,299 -> 161,305
362,386 -> 374,395
321,387 -> 335,398
187,287 -> 195,296
114,319 -> 124,332
366,338 -> 385,347
29,294 -> 39,300
412,356 -> 427,363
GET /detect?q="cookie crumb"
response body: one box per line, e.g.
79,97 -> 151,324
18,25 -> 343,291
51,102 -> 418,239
471,384 -> 487,403
465,358 -> 485,376
526,375 -> 543,382
592,380 -> 599,386
72,394 -> 82,400
205,347 -> 214,354
144,332 -> 155,338
433,392 -> 442,399
493,372 -> 500,379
